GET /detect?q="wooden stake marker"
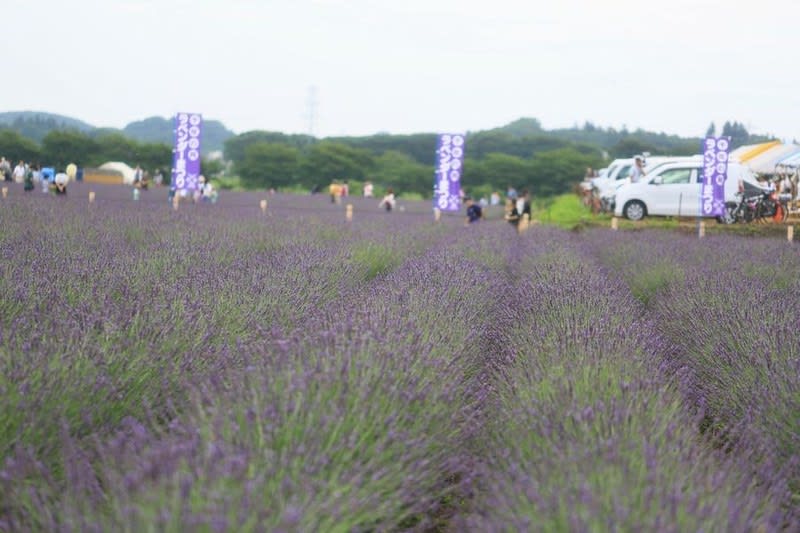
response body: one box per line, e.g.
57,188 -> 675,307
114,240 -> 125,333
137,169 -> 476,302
611,217 -> 618,230
1,187 -> 7,199
433,207 -> 441,222
260,199 -> 267,214
172,195 -> 180,211
698,220 -> 706,238
346,204 -> 353,222
89,191 -> 95,203
788,225 -> 794,243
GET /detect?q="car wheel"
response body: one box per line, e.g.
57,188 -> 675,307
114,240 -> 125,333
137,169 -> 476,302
718,202 -> 738,224
623,200 -> 645,221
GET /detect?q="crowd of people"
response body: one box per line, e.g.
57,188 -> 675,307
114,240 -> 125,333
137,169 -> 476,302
0,154 -> 223,205
460,186 -> 533,227
166,175 -> 218,204
3,153 -> 536,224
1,157 -> 70,195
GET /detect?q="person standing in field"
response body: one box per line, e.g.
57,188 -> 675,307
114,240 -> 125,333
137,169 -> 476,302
504,196 -> 520,227
133,165 -> 143,186
0,157 -> 10,181
516,189 -> 532,222
464,197 -> 484,225
13,161 -> 26,183
23,165 -> 35,192
379,188 -> 396,212
363,181 -> 374,198
506,184 -> 518,202
329,181 -> 342,204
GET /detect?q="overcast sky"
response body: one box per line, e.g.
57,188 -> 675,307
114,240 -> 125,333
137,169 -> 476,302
3,0 -> 799,140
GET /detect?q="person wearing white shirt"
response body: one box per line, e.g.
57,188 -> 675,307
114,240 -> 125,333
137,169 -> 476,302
13,161 -> 26,183
629,156 -> 646,183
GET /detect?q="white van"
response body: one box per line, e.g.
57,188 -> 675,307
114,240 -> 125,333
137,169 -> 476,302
614,160 -> 761,221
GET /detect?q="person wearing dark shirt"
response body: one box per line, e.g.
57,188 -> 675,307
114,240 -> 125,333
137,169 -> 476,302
465,197 -> 483,225
504,197 -> 520,227
516,189 -> 532,221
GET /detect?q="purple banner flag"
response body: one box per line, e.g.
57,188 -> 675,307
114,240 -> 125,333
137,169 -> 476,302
433,133 -> 466,211
701,136 -> 730,217
172,112 -> 203,191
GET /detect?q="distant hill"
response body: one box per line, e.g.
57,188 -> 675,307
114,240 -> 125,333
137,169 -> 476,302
123,116 -> 235,152
0,111 -> 95,143
485,117 -> 544,137
0,111 -> 235,151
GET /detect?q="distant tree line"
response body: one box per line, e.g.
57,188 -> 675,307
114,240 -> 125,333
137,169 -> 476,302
225,130 -> 604,198
1,115 -> 776,198
223,118 -> 775,198
0,128 -> 174,175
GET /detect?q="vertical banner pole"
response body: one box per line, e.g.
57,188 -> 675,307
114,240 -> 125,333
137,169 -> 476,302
433,133 -> 466,216
701,136 -> 731,220
171,112 -> 203,201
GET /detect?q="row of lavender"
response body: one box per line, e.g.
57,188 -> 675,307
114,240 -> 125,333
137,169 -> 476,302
1,192 -> 797,530
586,230 -> 800,524
461,229 -> 795,530
0,194 -> 484,530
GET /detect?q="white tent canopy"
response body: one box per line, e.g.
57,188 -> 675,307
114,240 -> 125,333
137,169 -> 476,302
98,162 -> 136,185
746,144 -> 800,174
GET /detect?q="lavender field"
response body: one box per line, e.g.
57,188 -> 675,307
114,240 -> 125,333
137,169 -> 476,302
1,183 -> 798,532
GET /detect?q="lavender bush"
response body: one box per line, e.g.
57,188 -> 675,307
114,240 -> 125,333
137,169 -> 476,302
458,232 -> 790,531
0,183 -> 797,531
587,229 -> 800,522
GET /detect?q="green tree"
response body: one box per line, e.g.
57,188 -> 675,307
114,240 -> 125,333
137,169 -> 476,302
136,143 -> 173,175
465,152 -> 532,192
237,142 -> 300,189
200,157 -> 225,179
297,142 -> 374,188
0,129 -> 41,162
721,121 -> 753,149
329,133 -> 438,166
529,148 -> 601,197
224,131 -> 314,164
371,151 -> 431,196
609,137 -> 660,159
41,130 -> 98,169
93,133 -> 139,166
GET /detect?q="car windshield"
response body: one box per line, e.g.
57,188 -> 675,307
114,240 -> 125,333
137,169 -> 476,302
616,165 -> 632,180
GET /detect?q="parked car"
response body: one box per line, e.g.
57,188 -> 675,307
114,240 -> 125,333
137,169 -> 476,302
591,158 -> 633,192
614,160 -> 761,222
593,156 -> 700,212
